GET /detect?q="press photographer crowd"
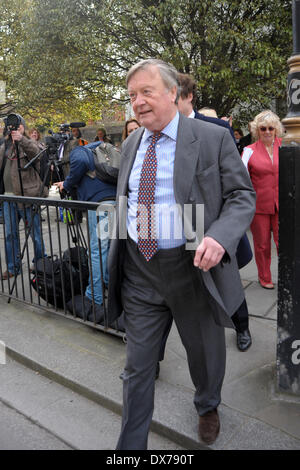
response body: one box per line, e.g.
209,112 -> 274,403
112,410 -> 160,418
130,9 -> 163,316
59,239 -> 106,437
0,63 -> 284,449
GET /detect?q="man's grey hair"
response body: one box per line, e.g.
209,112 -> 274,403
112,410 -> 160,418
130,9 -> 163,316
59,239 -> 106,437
126,59 -> 181,104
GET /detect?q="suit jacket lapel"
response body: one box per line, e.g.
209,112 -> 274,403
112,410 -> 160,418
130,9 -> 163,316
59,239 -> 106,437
173,113 -> 202,205
119,127 -> 144,196
120,115 -> 203,204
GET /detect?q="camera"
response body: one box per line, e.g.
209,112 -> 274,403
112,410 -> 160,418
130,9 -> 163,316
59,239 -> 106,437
45,126 -> 72,158
45,121 -> 86,159
3,113 -> 23,136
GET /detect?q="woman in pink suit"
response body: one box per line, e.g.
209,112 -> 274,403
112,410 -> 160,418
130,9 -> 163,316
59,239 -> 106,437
242,110 -> 284,289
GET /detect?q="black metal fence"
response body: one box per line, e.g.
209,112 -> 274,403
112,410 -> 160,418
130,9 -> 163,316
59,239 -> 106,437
0,194 -> 125,340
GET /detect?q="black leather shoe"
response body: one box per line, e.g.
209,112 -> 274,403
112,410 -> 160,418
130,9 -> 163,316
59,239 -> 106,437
236,329 -> 252,351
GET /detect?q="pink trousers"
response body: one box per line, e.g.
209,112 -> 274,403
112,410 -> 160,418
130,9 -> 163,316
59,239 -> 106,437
250,211 -> 278,284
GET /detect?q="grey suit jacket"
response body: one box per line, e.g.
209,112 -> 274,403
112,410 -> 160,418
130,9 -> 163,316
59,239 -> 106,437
107,113 -> 256,328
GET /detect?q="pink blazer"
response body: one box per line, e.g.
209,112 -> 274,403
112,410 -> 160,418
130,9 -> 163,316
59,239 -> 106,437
242,137 -> 281,214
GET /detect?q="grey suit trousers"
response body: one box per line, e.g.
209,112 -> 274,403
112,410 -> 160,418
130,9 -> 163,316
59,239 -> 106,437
116,238 -> 226,450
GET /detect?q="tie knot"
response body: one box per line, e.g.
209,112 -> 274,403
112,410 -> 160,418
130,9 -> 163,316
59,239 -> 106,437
151,132 -> 162,145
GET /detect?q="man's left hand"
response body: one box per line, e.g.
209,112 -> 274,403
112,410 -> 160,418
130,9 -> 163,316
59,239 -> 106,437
193,236 -> 225,272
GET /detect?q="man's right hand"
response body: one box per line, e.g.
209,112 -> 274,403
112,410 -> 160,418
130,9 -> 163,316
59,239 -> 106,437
193,236 -> 225,272
53,181 -> 65,193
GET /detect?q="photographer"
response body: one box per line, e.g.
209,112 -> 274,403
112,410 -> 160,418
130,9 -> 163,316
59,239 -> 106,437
41,124 -> 82,187
0,115 -> 48,279
59,125 -> 86,179
71,127 -> 88,147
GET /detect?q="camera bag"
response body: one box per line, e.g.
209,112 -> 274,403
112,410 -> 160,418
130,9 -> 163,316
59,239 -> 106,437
31,246 -> 89,308
86,142 -> 120,185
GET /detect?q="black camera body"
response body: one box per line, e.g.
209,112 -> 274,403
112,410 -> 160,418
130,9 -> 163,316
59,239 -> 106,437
45,128 -> 72,157
45,124 -> 72,159
45,122 -> 86,155
45,121 -> 86,161
3,113 -> 22,136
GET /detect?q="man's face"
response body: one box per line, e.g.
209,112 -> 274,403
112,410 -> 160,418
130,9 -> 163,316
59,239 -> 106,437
128,65 -> 177,132
18,124 -> 25,135
72,128 -> 79,138
177,93 -> 193,117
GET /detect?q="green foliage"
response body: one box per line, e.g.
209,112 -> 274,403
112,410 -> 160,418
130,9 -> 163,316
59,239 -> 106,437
0,0 -> 32,115
1,0 -> 293,125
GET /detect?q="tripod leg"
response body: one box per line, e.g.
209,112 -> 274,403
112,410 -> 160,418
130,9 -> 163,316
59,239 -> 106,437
39,159 -> 55,197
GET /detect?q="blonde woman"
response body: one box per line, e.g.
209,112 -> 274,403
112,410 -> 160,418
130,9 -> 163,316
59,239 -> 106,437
242,110 -> 284,289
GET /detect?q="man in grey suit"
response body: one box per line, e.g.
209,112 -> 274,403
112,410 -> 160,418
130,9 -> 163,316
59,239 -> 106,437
107,59 -> 256,449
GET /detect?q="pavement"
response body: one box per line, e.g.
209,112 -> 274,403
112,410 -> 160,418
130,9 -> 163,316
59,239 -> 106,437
0,229 -> 300,450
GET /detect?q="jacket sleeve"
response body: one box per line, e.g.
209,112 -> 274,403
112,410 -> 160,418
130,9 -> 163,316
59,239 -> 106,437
20,136 -> 40,159
204,130 -> 256,259
63,146 -> 89,192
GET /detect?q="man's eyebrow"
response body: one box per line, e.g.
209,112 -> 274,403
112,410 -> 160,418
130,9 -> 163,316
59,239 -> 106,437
129,84 -> 155,90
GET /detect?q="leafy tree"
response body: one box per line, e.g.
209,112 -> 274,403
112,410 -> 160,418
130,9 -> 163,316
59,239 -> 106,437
4,0 -> 294,124
1,0 -> 109,123
91,0 -> 292,121
0,0 -> 31,116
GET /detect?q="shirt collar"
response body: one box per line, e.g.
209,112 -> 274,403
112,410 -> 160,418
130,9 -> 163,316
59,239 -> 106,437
142,111 -> 179,144
188,110 -> 195,119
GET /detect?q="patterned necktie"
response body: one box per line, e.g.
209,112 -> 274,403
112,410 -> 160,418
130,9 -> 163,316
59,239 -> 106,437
137,132 -> 162,261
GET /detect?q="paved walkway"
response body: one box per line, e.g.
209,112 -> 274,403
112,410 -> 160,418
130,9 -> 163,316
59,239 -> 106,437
0,231 -> 299,449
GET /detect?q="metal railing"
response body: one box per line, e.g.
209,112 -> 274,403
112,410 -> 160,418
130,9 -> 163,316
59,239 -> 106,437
0,195 -> 125,340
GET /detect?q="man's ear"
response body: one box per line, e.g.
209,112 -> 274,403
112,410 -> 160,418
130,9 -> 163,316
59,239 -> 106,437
188,92 -> 194,104
170,85 -> 178,103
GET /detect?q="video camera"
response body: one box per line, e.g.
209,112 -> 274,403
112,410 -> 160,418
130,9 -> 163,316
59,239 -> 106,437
45,121 -> 86,159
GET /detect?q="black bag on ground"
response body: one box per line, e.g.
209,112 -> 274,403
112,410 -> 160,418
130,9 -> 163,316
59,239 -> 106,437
31,247 -> 89,308
31,255 -> 64,308
62,246 -> 89,293
66,295 -> 125,332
